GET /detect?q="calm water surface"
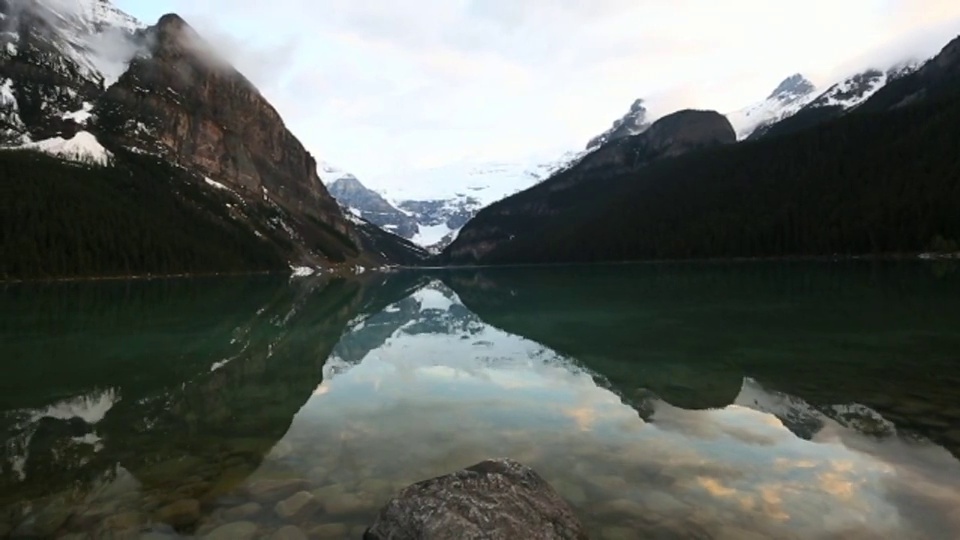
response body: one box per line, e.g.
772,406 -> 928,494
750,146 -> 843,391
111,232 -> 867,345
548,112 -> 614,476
2,263 -> 960,539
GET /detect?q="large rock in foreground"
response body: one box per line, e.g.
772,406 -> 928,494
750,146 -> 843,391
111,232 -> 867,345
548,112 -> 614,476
364,459 -> 588,540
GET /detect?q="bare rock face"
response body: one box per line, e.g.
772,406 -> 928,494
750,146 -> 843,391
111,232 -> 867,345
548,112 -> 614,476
640,109 -> 735,157
103,14 -> 341,219
0,3 -> 425,271
364,459 -> 588,540
97,14 -> 363,264
328,175 -> 420,239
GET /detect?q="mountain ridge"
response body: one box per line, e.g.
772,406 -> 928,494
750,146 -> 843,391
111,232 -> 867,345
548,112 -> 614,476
326,151 -> 588,252
441,34 -> 960,266
752,59 -> 923,139
0,0 -> 424,279
726,73 -> 817,139
443,109 -> 736,263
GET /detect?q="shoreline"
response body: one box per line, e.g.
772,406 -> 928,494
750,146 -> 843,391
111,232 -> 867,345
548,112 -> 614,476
431,251 -> 960,271
2,252 -> 957,284
0,269 -> 281,285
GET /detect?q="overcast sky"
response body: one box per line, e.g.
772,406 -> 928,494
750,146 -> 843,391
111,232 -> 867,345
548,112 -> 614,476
114,0 -> 960,181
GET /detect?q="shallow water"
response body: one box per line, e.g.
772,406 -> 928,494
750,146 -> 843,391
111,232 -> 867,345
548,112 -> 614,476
2,262 -> 960,539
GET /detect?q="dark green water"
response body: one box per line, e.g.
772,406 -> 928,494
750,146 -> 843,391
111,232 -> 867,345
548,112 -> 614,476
2,262 -> 960,539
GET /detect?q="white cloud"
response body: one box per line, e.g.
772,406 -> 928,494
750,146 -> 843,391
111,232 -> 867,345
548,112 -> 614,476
114,0 -> 960,180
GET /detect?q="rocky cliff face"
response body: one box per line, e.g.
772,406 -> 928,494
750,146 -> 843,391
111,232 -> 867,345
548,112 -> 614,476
328,175 -> 419,239
1,1 -> 423,271
98,14 -> 357,251
443,110 -> 735,263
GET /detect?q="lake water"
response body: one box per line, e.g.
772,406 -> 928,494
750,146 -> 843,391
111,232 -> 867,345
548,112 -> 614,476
2,262 -> 960,539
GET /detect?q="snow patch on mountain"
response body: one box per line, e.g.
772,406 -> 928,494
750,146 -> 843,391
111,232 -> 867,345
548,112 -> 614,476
290,266 -> 317,278
726,74 -> 817,139
412,223 -> 456,248
18,130 -> 113,165
806,60 -> 921,111
371,151 -> 585,208
18,0 -> 145,88
0,77 -> 29,143
327,149 -> 586,252
62,102 -> 94,125
0,79 -> 14,105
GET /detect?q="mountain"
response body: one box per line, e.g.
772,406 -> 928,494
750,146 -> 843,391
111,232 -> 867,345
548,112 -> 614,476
326,96 -> 656,253
808,61 -> 920,110
726,74 -> 817,139
0,0 -> 144,145
756,60 -> 922,139
858,36 -> 960,112
586,98 -> 651,150
443,109 -> 736,263
328,98 -> 656,253
326,170 -> 419,239
0,0 -> 423,279
341,208 -> 430,266
326,152 -> 585,253
442,35 -> 960,266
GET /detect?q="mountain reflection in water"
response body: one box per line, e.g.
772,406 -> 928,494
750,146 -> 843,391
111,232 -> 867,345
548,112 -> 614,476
1,262 -> 959,539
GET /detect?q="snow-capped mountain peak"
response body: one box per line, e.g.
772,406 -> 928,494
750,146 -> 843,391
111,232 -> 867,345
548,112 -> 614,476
326,150 -> 587,252
1,0 -> 145,146
766,73 -> 815,102
805,59 -> 921,111
726,74 -> 818,139
586,98 -> 651,150
726,58 -> 927,141
8,0 -> 146,88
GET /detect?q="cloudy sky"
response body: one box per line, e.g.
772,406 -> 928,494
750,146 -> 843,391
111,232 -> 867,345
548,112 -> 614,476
113,0 -> 960,181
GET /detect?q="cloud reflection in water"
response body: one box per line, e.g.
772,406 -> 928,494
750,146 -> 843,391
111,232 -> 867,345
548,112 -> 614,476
268,281 -> 960,539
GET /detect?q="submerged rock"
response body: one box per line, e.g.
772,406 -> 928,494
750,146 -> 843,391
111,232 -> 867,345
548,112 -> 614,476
247,478 -> 311,501
156,498 -> 201,528
221,502 -> 262,521
270,524 -> 309,540
309,523 -> 348,538
98,510 -> 142,534
274,491 -> 320,521
364,458 -> 588,540
204,521 -> 259,540
324,493 -> 374,517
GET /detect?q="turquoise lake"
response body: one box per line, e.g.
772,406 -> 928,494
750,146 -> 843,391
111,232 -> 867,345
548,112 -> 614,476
2,262 -> 960,539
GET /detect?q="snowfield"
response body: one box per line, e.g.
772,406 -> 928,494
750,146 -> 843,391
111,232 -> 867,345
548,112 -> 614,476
18,131 -> 113,165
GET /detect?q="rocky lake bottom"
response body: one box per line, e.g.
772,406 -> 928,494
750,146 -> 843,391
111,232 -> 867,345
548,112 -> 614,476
2,262 -> 960,539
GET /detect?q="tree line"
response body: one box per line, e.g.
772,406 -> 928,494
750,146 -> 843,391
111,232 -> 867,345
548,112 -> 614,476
0,150 -> 286,280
